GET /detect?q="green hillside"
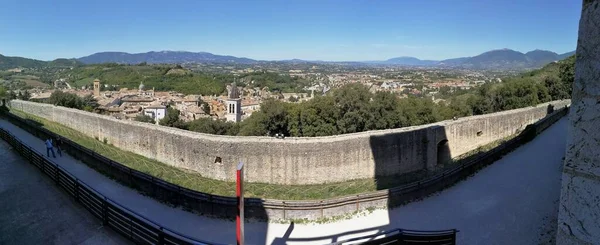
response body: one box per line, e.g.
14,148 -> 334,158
516,54 -> 575,82
63,64 -> 229,95
0,53 -> 83,72
49,58 -> 84,67
0,54 -> 47,70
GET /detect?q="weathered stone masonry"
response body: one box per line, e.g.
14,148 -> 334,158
10,99 -> 569,185
557,0 -> 600,244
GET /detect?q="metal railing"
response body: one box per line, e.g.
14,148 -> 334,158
0,128 -> 224,245
326,228 -> 458,245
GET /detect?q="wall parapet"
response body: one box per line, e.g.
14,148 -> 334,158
8,99 -> 570,185
1,103 -> 569,221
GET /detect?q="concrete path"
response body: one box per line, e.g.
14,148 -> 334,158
0,118 -> 568,245
0,139 -> 129,245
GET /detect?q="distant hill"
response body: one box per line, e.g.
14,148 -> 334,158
525,50 -> 560,67
0,54 -> 82,70
2,48 -> 576,71
0,54 -> 47,70
459,48 -> 531,69
383,57 -> 438,66
78,51 -> 258,65
558,51 -> 576,59
381,49 -> 574,70
439,49 -> 575,70
438,57 -> 470,66
49,58 -> 84,67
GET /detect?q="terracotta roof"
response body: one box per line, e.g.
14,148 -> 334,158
107,107 -> 122,112
145,105 -> 166,109
122,97 -> 154,102
242,100 -> 260,106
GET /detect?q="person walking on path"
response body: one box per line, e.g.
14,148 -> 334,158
45,138 -> 56,158
54,136 -> 63,157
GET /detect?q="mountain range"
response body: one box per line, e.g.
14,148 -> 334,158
77,49 -> 575,70
78,51 -> 256,65
1,48 -> 575,71
380,49 -> 575,69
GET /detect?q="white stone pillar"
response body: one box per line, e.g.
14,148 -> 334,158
556,1 -> 600,244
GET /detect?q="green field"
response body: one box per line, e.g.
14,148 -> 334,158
1,74 -> 49,88
62,64 -> 227,96
73,77 -> 94,88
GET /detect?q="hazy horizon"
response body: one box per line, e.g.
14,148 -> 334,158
0,0 -> 581,61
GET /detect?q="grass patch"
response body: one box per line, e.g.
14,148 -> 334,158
273,206 -> 385,224
73,77 -> 94,88
22,79 -> 49,88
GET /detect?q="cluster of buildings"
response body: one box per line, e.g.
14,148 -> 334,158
92,80 -> 256,123
29,79 -> 319,125
24,66 -> 494,125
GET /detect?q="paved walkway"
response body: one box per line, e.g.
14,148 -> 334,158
0,118 -> 567,245
0,139 -> 129,245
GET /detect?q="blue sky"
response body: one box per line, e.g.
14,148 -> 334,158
0,0 -> 581,61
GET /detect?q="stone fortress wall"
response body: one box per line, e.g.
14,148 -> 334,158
557,0 -> 600,244
10,99 -> 570,185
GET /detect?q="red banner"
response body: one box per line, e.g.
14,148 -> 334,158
236,162 -> 244,245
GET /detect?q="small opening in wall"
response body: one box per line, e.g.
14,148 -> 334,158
214,156 -> 222,164
437,140 -> 450,166
477,131 -> 483,136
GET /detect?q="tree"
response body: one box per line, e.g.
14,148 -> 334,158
135,114 -> 155,124
17,90 -> 31,101
238,113 -> 268,136
48,90 -> 83,109
188,118 -> 236,135
82,94 -> 99,112
367,91 -> 401,130
333,83 -> 372,134
159,107 -> 187,129
468,83 -> 495,115
493,79 -> 543,111
0,85 -> 6,99
448,94 -> 475,117
8,90 -> 17,100
544,76 -> 569,100
298,95 -> 340,136
397,98 -> 443,126
257,99 -> 290,136
558,55 -> 575,98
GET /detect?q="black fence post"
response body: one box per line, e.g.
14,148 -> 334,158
177,186 -> 182,207
157,227 -> 165,245
209,194 -> 214,216
151,176 -> 156,197
102,197 -> 108,226
55,164 -> 60,185
75,180 -> 80,203
129,168 -> 133,187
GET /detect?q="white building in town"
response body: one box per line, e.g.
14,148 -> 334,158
143,105 -> 166,123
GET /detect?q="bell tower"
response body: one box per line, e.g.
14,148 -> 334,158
93,79 -> 101,97
226,82 -> 241,123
